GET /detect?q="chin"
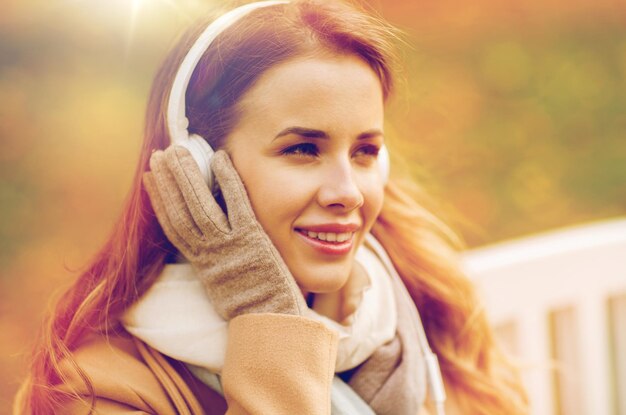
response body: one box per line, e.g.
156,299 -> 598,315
294,266 -> 351,294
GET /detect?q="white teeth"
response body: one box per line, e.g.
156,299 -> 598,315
337,232 -> 350,242
304,230 -> 352,243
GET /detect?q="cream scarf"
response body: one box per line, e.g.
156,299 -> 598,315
121,240 -> 397,373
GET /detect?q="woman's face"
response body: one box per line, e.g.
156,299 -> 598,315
224,53 -> 385,294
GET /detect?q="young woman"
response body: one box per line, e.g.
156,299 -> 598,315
15,0 -> 529,414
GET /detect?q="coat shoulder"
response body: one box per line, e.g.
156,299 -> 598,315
55,328 -> 182,414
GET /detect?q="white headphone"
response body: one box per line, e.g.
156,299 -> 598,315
165,0 -> 390,192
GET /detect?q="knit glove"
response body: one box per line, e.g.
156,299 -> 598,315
142,146 -> 307,320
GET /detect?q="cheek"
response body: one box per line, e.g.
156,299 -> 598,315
361,178 -> 385,230
237,165 -> 310,237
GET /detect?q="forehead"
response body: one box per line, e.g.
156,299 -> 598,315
236,54 -> 384,132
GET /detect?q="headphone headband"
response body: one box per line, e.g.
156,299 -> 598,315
167,1 -> 289,145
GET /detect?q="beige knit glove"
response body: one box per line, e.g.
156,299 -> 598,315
142,146 -> 307,320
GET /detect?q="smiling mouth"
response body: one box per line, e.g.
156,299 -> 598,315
295,229 -> 355,243
294,228 -> 354,255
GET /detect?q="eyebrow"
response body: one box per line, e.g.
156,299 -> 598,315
273,126 -> 384,141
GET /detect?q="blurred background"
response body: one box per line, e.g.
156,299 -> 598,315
1,0 -> 624,413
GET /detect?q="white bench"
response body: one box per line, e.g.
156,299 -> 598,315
461,218 -> 626,415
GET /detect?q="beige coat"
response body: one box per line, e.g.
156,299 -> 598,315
52,313 -> 339,414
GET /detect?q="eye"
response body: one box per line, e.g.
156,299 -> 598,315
354,144 -> 380,158
280,143 -> 319,157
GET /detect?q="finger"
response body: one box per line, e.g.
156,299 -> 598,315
210,150 -> 257,229
142,171 -> 192,254
164,146 -> 230,235
149,150 -> 203,242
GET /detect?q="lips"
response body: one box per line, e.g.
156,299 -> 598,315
294,223 -> 360,255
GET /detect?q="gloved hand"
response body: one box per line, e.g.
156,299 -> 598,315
142,146 -> 307,320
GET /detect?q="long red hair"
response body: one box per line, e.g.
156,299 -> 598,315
16,1 -> 528,413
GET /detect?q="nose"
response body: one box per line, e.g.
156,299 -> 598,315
317,159 -> 364,211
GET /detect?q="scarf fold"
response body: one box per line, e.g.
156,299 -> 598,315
345,245 -> 428,414
121,235 -> 427,414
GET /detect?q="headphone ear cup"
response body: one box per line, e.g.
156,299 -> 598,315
378,144 -> 390,184
175,134 -> 216,190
